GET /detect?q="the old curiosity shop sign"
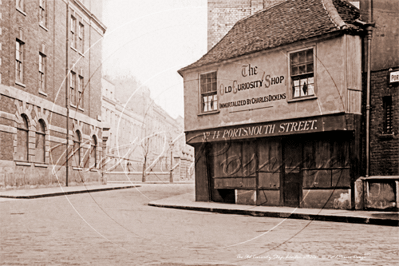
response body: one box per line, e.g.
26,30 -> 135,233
219,64 -> 286,109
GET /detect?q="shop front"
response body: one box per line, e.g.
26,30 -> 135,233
179,0 -> 363,209
187,114 -> 358,209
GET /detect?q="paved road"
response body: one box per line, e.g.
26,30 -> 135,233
0,184 -> 398,265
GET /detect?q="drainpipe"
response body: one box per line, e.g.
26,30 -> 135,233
66,0 -> 70,186
365,0 -> 373,177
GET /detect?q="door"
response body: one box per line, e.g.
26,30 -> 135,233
283,138 -> 303,207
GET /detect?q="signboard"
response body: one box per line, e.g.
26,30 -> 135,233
389,71 -> 399,84
186,114 -> 348,144
218,63 -> 286,112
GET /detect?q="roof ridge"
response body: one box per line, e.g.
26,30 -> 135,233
321,0 -> 346,29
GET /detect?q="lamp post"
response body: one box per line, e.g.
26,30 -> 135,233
169,141 -> 174,183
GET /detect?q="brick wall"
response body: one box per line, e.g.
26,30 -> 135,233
0,0 -> 106,188
207,0 -> 286,50
369,69 -> 399,175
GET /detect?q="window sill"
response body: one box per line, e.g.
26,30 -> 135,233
287,96 -> 317,103
16,8 -> 26,16
198,110 -> 220,116
15,81 -> 26,88
38,90 -> 48,97
15,161 -> 31,166
34,163 -> 48,168
39,24 -> 48,31
70,104 -> 77,108
378,133 -> 395,140
78,51 -> 85,57
70,46 -> 78,53
78,107 -> 84,112
90,168 -> 98,172
73,167 -> 83,171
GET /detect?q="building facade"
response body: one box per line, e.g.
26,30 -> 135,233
180,0 -> 368,209
101,76 -> 194,182
0,0 -> 106,188
357,0 -> 399,209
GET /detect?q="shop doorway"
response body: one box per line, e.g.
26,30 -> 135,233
282,138 -> 303,207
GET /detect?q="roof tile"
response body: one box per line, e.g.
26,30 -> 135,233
179,0 -> 360,73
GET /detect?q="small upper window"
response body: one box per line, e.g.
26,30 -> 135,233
16,0 -> 24,11
383,96 -> 393,134
70,71 -> 76,106
39,0 -> 46,26
39,53 -> 46,92
290,48 -> 314,98
16,40 -> 24,84
71,16 -> 76,49
78,23 -> 84,53
200,72 -> 217,113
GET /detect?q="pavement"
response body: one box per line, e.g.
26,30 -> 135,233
1,183 -> 397,227
149,193 -> 399,227
0,183 -> 141,199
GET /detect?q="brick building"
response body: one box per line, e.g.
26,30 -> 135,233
357,0 -> 399,209
0,0 -> 106,188
101,76 -> 194,182
207,0 -> 286,51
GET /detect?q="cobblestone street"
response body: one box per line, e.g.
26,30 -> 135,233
1,184 -> 398,265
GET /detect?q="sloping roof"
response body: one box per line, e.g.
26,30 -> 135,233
179,0 -> 360,74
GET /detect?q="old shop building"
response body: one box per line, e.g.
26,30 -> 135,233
0,0 -> 106,188
179,0 -> 365,209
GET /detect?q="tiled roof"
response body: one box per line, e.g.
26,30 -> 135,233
179,0 -> 360,74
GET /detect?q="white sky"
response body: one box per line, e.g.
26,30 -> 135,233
102,0 -> 208,118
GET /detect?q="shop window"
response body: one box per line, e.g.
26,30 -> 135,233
16,40 -> 24,84
35,120 -> 46,163
39,0 -> 46,27
39,53 -> 46,93
290,48 -> 314,98
200,72 -> 217,113
70,71 -> 76,106
70,16 -> 76,49
383,96 -> 392,134
16,115 -> 29,161
73,131 -> 81,167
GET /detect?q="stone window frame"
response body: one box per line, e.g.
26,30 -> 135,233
199,71 -> 218,114
288,46 -> 317,101
39,52 -> 46,94
70,15 -> 77,50
39,0 -> 47,27
77,72 -> 84,110
16,0 -> 25,14
78,22 -> 84,54
70,71 -> 77,107
15,39 -> 24,85
90,135 -> 97,168
35,119 -> 46,163
16,114 -> 29,162
383,96 -> 393,134
73,130 -> 82,168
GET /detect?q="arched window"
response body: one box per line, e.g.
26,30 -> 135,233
35,120 -> 46,163
16,115 -> 29,161
90,135 -> 97,168
73,130 -> 81,167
